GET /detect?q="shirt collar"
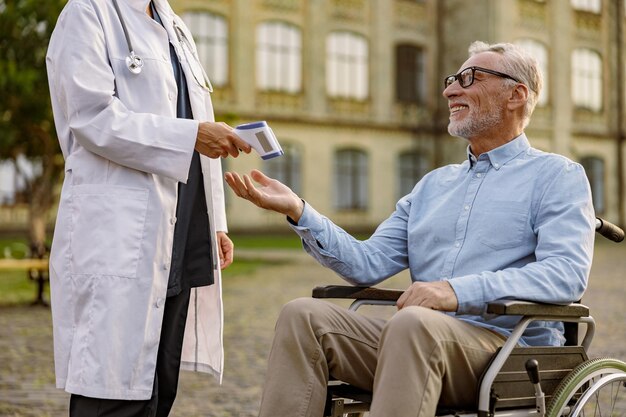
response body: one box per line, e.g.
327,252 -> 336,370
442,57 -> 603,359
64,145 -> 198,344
466,133 -> 530,170
124,0 -> 170,16
124,0 -> 151,11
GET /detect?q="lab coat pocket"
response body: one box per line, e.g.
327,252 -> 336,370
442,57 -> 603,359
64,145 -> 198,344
476,201 -> 529,250
70,184 -> 149,278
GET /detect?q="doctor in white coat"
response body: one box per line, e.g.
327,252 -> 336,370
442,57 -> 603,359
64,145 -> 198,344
46,0 -> 251,415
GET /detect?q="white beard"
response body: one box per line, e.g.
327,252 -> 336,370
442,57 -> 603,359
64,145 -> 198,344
448,95 -> 504,139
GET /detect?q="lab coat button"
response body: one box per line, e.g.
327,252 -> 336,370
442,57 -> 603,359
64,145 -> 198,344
170,217 -> 177,225
155,298 -> 164,308
163,262 -> 169,270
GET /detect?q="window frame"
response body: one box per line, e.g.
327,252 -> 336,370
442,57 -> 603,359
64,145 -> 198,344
334,148 -> 369,210
181,11 -> 229,88
326,31 -> 369,100
263,142 -> 302,195
397,150 -> 429,199
580,156 -> 606,214
571,48 -> 603,112
395,44 -> 427,105
256,20 -> 303,93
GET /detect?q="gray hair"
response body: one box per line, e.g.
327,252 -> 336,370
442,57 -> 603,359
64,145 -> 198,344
468,41 -> 543,128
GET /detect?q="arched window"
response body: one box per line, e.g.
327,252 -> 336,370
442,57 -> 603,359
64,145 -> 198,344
515,39 -> 549,106
181,11 -> 228,87
571,48 -> 603,111
334,149 -> 368,210
581,156 -> 605,214
326,32 -> 369,100
397,151 -> 429,199
571,0 -> 602,13
395,44 -> 426,104
263,143 -> 302,194
256,21 -> 302,93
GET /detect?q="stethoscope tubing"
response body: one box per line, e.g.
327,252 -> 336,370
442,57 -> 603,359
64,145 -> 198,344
110,0 -> 212,92
112,0 -> 143,74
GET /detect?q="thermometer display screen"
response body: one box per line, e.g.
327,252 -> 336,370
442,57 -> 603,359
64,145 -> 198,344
255,131 -> 273,152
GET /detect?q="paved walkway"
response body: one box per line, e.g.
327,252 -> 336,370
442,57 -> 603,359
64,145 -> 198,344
0,240 -> 624,416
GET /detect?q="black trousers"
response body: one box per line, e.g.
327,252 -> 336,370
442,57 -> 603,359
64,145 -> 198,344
69,288 -> 192,417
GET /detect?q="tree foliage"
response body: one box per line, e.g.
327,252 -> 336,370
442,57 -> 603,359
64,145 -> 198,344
0,0 -> 67,252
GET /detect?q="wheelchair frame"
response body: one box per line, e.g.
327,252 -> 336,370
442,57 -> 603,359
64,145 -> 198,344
311,218 -> 626,417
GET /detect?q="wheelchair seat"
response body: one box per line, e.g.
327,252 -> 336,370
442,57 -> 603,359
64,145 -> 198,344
312,286 -> 625,417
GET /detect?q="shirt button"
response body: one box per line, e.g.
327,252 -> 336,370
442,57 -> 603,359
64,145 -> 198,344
464,205 -> 470,211
155,298 -> 164,308
476,173 -> 482,178
494,163 -> 500,168
163,262 -> 169,270
455,242 -> 461,248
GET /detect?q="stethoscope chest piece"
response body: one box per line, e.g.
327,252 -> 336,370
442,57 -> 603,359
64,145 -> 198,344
126,51 -> 143,75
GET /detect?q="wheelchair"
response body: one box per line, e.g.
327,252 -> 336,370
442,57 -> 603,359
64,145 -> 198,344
311,218 -> 626,417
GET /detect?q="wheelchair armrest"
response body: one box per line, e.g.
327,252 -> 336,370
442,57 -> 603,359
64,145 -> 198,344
486,300 -> 589,318
312,285 -> 403,301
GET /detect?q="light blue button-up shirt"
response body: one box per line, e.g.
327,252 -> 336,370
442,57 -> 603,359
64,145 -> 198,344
290,134 -> 595,346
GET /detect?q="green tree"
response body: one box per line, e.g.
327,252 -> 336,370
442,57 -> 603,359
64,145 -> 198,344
0,0 -> 67,256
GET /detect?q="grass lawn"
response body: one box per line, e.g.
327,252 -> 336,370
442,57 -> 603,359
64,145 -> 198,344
0,235 -> 294,306
229,233 -> 304,250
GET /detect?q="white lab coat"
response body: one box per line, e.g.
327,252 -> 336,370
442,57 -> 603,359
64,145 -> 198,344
46,0 -> 226,400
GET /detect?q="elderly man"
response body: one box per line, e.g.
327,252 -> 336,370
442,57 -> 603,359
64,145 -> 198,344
225,41 -> 595,417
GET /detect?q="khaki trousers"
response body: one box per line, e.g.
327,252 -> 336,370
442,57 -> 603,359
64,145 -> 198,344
258,298 -> 506,417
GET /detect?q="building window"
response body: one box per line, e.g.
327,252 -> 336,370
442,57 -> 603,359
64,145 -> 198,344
581,156 -> 605,214
334,149 -> 368,210
571,0 -> 602,13
571,48 -> 603,112
395,44 -> 426,104
515,39 -> 549,106
256,21 -> 302,93
263,143 -> 302,194
397,151 -> 429,199
181,11 -> 228,88
326,32 -> 369,100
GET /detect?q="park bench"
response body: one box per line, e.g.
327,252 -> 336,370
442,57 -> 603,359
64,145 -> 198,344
0,258 -> 49,305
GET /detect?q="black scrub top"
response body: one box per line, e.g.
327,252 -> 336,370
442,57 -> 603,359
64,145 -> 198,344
151,2 -> 214,297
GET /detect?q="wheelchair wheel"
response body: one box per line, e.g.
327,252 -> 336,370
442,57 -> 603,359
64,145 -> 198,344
546,357 -> 626,417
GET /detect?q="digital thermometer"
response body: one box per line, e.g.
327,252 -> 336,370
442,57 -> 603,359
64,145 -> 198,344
234,121 -> 284,160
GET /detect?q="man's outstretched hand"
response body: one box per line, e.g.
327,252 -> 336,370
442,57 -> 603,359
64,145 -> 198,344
224,169 -> 305,222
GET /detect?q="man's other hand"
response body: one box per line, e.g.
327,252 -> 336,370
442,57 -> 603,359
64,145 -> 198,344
224,169 -> 305,223
195,122 -> 252,159
396,281 -> 459,312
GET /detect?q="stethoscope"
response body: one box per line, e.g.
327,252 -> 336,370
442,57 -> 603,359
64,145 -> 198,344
111,0 -> 213,92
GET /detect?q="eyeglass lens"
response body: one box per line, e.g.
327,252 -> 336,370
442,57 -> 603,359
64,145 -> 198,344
445,68 -> 474,88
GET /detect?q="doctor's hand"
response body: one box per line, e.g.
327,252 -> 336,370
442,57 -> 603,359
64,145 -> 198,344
396,281 -> 459,312
195,122 -> 252,159
216,231 -> 234,269
224,169 -> 305,223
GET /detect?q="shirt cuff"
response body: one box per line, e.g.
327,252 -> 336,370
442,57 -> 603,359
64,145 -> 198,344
448,274 -> 484,315
287,201 -> 328,248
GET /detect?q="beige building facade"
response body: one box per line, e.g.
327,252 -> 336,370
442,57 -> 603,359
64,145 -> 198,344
166,0 -> 626,233
2,0 -> 624,235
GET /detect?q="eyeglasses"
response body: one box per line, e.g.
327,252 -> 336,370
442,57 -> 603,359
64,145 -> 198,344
444,66 -> 521,89
173,21 -> 214,93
